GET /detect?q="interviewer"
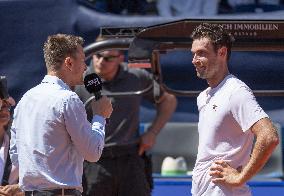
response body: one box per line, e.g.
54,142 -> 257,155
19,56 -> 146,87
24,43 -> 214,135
9,34 -> 113,196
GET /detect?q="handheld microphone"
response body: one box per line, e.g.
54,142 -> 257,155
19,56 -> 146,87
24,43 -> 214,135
84,73 -> 109,123
84,73 -> 103,100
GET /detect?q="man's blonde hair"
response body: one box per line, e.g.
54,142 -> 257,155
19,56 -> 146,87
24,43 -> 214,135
43,34 -> 84,71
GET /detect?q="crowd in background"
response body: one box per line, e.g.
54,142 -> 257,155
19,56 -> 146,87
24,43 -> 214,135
86,0 -> 284,16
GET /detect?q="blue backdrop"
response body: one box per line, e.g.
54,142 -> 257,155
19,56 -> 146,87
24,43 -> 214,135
0,0 -> 284,126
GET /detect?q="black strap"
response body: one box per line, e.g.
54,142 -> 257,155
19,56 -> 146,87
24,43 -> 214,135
1,152 -> 12,186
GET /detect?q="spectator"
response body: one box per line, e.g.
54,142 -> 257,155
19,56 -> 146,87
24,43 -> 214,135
218,0 -> 234,14
228,0 -> 280,6
0,76 -> 22,195
88,0 -> 149,15
156,0 -> 219,17
109,0 -> 148,15
75,36 -> 177,196
228,0 -> 282,12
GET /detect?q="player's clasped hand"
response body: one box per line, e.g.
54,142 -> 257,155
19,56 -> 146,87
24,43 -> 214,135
209,160 -> 243,187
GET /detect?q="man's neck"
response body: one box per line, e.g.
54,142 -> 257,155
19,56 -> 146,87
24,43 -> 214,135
207,65 -> 229,88
208,74 -> 229,88
47,71 -> 72,88
101,66 -> 120,82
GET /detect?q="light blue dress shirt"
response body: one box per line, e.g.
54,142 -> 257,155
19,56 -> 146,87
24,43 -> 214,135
9,75 -> 105,192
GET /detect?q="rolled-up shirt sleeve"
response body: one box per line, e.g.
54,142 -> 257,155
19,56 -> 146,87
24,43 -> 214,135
63,94 -> 105,162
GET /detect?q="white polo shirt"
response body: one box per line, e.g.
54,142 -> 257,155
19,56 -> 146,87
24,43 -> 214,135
192,74 -> 268,196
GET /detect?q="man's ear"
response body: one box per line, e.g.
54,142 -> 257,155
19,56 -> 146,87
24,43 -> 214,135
64,57 -> 73,71
218,47 -> 227,58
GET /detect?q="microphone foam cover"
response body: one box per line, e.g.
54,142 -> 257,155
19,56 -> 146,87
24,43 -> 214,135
84,73 -> 102,93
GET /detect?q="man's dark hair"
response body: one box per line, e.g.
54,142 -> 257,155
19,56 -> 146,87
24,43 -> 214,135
43,34 -> 84,71
191,23 -> 235,60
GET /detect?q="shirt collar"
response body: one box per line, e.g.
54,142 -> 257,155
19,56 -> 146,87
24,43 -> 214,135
41,75 -> 71,91
207,74 -> 233,96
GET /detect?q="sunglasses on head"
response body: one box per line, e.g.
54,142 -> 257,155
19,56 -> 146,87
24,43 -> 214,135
95,53 -> 120,62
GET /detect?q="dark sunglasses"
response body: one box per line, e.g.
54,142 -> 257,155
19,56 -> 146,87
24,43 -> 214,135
95,53 -> 120,62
